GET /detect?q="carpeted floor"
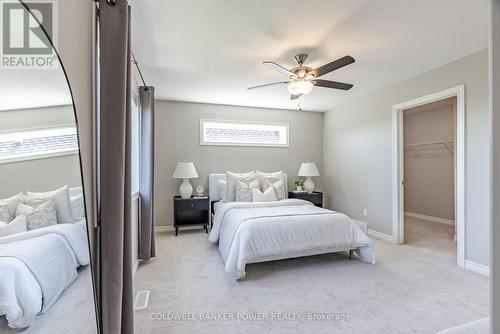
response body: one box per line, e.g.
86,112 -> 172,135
134,218 -> 489,334
0,266 -> 98,334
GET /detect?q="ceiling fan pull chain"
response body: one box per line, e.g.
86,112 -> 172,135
298,96 -> 302,111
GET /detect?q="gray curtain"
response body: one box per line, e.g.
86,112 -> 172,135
138,86 -> 156,260
98,1 -> 134,333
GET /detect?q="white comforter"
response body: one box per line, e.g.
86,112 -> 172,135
209,199 -> 375,279
0,220 -> 89,329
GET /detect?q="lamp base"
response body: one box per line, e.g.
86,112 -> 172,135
304,177 -> 315,194
179,178 -> 193,199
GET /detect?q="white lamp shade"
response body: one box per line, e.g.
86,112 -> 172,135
298,162 -> 320,177
172,161 -> 198,179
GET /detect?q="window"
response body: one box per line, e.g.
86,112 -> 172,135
200,119 -> 289,147
0,127 -> 78,163
131,96 -> 140,195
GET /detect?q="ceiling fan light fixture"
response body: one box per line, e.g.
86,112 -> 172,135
288,80 -> 314,96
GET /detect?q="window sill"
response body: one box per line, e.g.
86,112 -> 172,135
0,150 -> 79,165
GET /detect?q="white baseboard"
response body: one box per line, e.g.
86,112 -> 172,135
404,211 -> 455,226
367,229 -> 395,244
464,260 -> 490,276
155,225 -> 174,232
133,259 -> 139,277
155,225 -> 207,232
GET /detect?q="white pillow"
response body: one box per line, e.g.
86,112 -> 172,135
16,200 -> 57,231
71,194 -> 85,220
0,204 -> 10,223
263,179 -> 286,201
225,171 -> 256,202
0,214 -> 27,237
256,170 -> 283,182
235,179 -> 259,202
217,179 -> 227,202
26,185 -> 73,224
252,187 -> 277,202
0,193 -> 25,220
69,186 -> 83,197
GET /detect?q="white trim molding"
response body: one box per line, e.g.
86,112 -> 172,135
133,259 -> 140,277
367,229 -> 396,244
392,85 -> 466,268
155,225 -> 174,232
404,212 -> 455,226
464,260 -> 490,276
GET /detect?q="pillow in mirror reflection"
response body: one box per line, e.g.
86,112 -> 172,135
26,185 -> 73,224
0,214 -> 27,237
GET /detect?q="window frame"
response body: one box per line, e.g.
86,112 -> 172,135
0,125 -> 79,164
199,119 -> 290,148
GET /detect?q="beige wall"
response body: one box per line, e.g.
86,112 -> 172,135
323,49 -> 490,267
491,0 -> 500,330
0,155 -> 82,198
0,105 -> 74,132
155,101 -> 324,227
403,101 -> 455,220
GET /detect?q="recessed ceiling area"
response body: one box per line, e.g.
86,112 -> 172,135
130,0 -> 489,112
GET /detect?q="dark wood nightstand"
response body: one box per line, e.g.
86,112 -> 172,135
288,191 -> 323,207
173,196 -> 209,236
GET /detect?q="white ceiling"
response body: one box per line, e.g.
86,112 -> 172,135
130,0 -> 489,112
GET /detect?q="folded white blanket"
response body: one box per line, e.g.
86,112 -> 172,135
0,220 -> 89,328
209,199 -> 375,279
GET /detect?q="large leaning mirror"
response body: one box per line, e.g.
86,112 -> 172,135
0,1 -> 98,333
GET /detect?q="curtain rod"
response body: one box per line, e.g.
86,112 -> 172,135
131,52 -> 149,89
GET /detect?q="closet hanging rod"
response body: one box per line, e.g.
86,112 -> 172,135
404,140 -> 454,148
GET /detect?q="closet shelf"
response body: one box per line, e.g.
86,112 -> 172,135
404,140 -> 454,156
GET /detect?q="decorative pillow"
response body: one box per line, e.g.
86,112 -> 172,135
0,204 -> 10,223
225,171 -> 256,202
0,214 -> 27,237
71,194 -> 85,220
217,179 -> 227,202
26,185 -> 73,224
256,170 -> 283,183
0,193 -> 25,220
69,186 -> 83,197
252,187 -> 277,202
16,200 -> 57,231
263,179 -> 286,201
235,179 -> 260,202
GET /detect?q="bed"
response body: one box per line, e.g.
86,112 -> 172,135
207,173 -> 375,279
0,219 -> 90,328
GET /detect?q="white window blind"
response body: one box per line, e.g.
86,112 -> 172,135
0,127 -> 78,163
200,119 -> 289,147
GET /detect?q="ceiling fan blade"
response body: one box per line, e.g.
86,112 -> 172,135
309,55 -> 355,78
314,79 -> 353,90
290,94 -> 300,100
247,81 -> 289,90
263,61 -> 296,78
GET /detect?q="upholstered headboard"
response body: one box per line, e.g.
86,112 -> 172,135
208,173 -> 288,202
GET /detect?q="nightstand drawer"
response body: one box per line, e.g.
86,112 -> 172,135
288,191 -> 323,207
174,198 -> 208,211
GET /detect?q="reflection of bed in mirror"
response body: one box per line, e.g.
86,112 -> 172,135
0,1 -> 97,332
0,186 -> 90,328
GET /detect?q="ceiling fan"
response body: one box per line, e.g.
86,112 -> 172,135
248,53 -> 355,100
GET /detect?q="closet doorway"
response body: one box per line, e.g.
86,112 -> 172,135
392,85 -> 465,267
403,97 -> 456,255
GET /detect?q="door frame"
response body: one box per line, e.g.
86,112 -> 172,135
392,85 -> 465,268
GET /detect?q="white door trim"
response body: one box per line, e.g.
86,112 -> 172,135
392,85 -> 465,268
